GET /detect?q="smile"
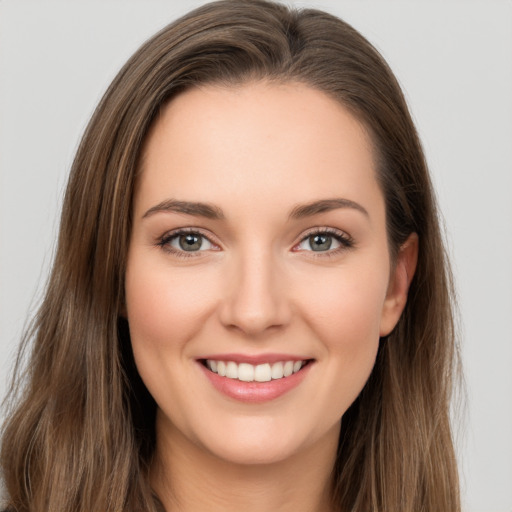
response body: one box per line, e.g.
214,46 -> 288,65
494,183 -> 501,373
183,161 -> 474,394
204,359 -> 307,382
199,355 -> 314,403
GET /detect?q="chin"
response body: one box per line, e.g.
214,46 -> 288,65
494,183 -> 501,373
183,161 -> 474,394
192,415 -> 339,467
205,435 -> 303,466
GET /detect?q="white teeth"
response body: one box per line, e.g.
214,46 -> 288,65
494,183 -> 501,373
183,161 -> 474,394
283,361 -> 294,377
271,362 -> 284,379
226,361 -> 238,379
205,359 -> 306,382
238,363 -> 254,382
254,363 -> 272,382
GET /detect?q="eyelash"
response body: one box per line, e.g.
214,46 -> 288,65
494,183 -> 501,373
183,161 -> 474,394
294,227 -> 354,258
156,228 -> 218,259
155,227 -> 354,259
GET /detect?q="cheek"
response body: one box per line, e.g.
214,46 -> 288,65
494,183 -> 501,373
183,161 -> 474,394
295,261 -> 389,400
300,262 -> 388,344
124,253 -> 220,365
124,253 -> 225,431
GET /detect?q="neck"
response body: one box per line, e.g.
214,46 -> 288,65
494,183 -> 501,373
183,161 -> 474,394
151,418 -> 339,512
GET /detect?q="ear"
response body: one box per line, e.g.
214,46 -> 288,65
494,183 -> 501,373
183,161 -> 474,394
379,233 -> 418,337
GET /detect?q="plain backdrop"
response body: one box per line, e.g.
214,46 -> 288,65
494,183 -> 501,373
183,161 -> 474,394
1,1 -> 511,511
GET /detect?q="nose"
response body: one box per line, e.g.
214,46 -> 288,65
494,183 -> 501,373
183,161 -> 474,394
218,248 -> 291,337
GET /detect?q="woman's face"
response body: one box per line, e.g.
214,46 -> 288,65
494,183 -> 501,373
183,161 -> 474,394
125,82 -> 413,466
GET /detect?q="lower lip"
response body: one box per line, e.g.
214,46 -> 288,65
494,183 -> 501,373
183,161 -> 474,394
199,362 -> 312,403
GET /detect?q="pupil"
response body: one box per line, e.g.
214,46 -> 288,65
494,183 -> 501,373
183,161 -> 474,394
179,233 -> 202,251
310,234 -> 331,251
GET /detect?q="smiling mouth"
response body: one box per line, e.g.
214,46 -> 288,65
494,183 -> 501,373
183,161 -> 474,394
201,359 -> 313,383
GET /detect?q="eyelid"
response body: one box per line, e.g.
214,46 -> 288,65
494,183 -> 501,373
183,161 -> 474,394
156,227 -> 221,257
292,226 -> 354,253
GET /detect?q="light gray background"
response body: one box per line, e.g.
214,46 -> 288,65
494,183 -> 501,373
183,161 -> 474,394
1,1 -> 511,511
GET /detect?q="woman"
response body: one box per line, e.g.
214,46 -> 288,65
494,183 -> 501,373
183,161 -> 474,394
0,0 -> 460,510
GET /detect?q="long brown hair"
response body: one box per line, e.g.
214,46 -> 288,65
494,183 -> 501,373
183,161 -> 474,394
1,1 -> 460,510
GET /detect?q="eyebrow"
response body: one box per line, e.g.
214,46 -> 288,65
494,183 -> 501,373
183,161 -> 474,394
289,198 -> 369,219
142,197 -> 368,221
142,199 -> 225,220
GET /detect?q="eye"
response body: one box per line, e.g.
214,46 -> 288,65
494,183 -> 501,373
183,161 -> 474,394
157,229 -> 217,256
294,229 -> 353,253
299,233 -> 339,252
172,232 -> 213,252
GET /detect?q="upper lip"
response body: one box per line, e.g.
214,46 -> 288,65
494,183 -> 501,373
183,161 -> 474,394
198,353 -> 313,365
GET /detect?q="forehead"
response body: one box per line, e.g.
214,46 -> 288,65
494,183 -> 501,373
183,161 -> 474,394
135,81 -> 381,218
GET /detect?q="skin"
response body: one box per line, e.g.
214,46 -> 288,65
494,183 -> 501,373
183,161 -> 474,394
125,81 -> 417,512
